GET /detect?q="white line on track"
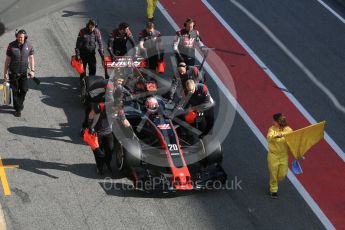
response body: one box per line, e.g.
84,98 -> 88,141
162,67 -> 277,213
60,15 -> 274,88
234,0 -> 345,116
206,0 -> 345,162
317,0 -> 345,24
158,1 -> 337,229
226,0 -> 345,162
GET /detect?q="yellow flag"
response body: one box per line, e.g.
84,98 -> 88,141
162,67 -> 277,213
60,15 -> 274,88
283,121 -> 326,160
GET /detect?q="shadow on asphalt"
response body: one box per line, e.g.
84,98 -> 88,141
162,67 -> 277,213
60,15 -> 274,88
2,158 -> 119,180
3,157 -> 204,199
61,10 -> 89,17
7,76 -> 84,144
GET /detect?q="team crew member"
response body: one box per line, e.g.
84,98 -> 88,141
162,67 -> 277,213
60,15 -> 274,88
138,22 -> 164,71
147,0 -> 158,22
81,75 -> 109,130
182,79 -> 214,135
75,19 -> 104,79
3,29 -> 35,117
267,113 -> 293,199
173,18 -> 205,66
82,75 -> 130,129
87,102 -> 130,175
168,62 -> 203,102
107,22 -> 136,58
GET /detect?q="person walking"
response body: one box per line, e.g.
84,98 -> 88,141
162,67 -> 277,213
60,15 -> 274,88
75,19 -> 104,80
138,22 -> 164,71
3,29 -> 35,117
147,0 -> 158,22
173,18 -> 205,66
267,113 -> 293,199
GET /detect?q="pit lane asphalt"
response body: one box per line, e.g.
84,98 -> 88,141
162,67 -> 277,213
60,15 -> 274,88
208,0 -> 345,151
0,0 -> 326,229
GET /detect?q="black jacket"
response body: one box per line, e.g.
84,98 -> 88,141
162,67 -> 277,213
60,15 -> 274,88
184,83 -> 214,112
169,66 -> 202,100
76,27 -> 103,55
6,40 -> 34,74
139,29 -> 162,56
173,29 -> 202,58
108,28 -> 135,56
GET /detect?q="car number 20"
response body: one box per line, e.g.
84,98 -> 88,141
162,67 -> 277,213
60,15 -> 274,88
168,144 -> 178,151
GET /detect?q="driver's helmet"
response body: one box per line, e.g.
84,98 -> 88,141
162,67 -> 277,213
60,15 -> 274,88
145,96 -> 159,114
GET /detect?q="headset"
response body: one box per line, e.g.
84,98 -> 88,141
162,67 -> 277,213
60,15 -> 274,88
86,18 -> 98,28
183,18 -> 196,28
15,29 -> 28,40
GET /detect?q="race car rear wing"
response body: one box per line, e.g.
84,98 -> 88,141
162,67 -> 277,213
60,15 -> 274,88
103,56 -> 146,69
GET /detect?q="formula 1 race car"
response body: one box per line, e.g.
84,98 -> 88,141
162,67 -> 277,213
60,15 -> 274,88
112,96 -> 227,191
87,56 -> 226,191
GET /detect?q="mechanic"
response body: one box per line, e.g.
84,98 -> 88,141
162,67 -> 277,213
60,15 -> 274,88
87,101 -> 130,175
267,113 -> 293,199
181,79 -> 215,135
107,75 -> 132,108
75,19 -> 104,80
147,0 -> 158,22
107,22 -> 136,58
138,22 -> 164,71
82,75 -> 131,130
173,18 -> 205,66
168,62 -> 203,102
3,29 -> 35,117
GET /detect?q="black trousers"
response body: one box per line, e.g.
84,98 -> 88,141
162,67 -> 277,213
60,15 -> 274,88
9,74 -> 28,112
200,109 -> 214,136
93,133 -> 114,172
82,102 -> 92,128
80,53 -> 97,78
147,54 -> 159,71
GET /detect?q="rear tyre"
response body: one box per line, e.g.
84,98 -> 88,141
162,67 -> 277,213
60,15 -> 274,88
114,137 -> 142,175
202,137 -> 223,165
113,136 -> 128,175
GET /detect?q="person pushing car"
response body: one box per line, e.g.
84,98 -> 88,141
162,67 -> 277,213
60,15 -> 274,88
75,19 -> 104,80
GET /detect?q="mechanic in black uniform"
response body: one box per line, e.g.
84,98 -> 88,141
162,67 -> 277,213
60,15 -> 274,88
86,75 -> 131,175
82,75 -> 131,130
3,29 -> 35,117
182,79 -> 215,135
87,101 -> 130,175
168,62 -> 203,102
75,19 -> 104,80
173,18 -> 205,66
138,22 -> 164,71
107,22 -> 136,58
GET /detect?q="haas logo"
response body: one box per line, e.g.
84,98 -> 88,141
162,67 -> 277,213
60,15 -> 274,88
157,124 -> 171,129
183,37 -> 195,48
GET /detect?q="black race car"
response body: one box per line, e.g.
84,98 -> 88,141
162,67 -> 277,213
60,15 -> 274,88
100,56 -> 227,190
112,98 -> 226,190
